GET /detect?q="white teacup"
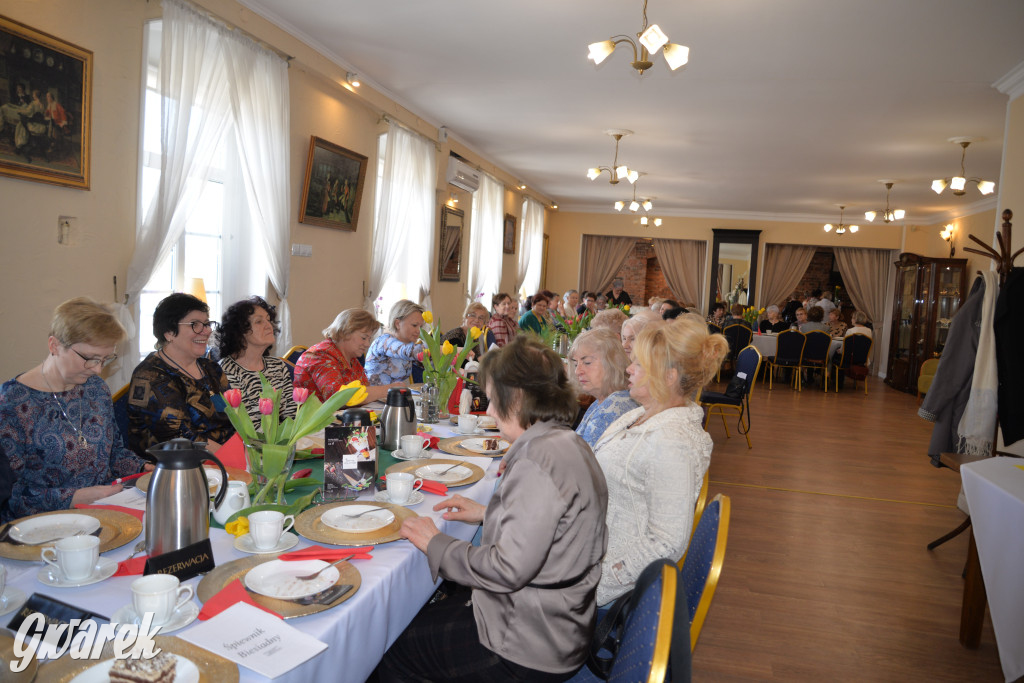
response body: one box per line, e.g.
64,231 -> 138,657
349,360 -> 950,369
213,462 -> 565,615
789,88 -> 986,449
457,415 -> 479,434
41,534 -> 99,581
388,472 -> 424,504
400,434 -> 430,458
131,574 -> 194,627
248,510 -> 295,551
204,468 -> 223,497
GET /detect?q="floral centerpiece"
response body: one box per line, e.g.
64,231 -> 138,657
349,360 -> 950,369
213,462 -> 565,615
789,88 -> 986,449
417,311 -> 480,415
221,377 -> 366,505
742,306 -> 765,326
554,310 -> 594,343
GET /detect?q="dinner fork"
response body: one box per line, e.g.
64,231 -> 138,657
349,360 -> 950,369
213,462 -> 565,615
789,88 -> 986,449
435,462 -> 464,476
18,528 -> 96,546
296,555 -> 355,581
342,507 -> 388,519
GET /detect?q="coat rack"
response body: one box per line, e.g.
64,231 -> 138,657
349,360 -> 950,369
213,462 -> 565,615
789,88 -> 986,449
964,209 -> 1019,281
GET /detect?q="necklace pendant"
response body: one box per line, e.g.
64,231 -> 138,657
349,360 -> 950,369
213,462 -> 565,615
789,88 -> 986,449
79,434 -> 88,447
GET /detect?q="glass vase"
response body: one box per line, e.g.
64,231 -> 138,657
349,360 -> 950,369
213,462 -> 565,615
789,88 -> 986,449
244,440 -> 296,505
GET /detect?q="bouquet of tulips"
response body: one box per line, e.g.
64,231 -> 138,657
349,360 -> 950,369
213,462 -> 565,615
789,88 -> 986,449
554,310 -> 594,342
417,311 -> 480,413
742,306 -> 765,326
221,376 -> 366,504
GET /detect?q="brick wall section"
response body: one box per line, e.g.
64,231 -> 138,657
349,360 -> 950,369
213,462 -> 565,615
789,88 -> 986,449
794,249 -> 835,301
611,240 -> 674,306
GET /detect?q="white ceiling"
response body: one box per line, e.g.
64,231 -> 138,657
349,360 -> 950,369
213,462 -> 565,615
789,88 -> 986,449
240,0 -> 1024,225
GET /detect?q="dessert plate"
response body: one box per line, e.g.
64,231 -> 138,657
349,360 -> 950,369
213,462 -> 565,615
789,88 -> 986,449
459,437 -> 509,455
320,505 -> 395,533
9,514 -> 100,544
68,654 -> 199,683
416,463 -> 473,483
244,559 -> 339,600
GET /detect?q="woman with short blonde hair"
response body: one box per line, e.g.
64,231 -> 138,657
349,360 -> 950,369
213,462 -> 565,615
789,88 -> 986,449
620,311 -> 660,356
569,329 -> 638,447
295,307 -> 395,403
592,316 -> 728,606
365,299 -> 426,385
590,308 -> 628,337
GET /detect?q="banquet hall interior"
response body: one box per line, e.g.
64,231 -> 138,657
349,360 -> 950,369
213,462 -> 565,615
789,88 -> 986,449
2,0 -> 1024,680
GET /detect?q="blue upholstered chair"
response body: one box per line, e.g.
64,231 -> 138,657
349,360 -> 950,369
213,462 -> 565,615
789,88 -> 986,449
111,383 -> 134,455
280,345 -> 308,380
679,493 -> 731,651
700,345 -> 762,449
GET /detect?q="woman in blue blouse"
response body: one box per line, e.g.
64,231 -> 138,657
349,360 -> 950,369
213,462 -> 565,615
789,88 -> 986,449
518,292 -> 550,335
365,299 -> 426,385
569,328 -> 639,448
0,298 -> 148,521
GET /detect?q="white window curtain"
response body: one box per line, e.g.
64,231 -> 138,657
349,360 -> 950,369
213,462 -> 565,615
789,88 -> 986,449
125,0 -> 289,370
467,173 -> 504,305
364,123 -> 437,320
517,197 -> 544,297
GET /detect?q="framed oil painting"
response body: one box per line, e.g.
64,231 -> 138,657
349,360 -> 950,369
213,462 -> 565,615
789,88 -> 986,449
299,136 -> 368,231
503,213 -> 516,254
439,205 -> 464,282
0,15 -> 92,189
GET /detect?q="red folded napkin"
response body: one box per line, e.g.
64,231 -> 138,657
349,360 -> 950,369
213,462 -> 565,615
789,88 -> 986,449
114,556 -> 148,576
292,468 -> 313,479
198,579 -> 281,621
214,433 -> 248,470
74,504 -> 145,522
278,545 -> 374,562
381,475 -> 448,497
416,432 -> 441,449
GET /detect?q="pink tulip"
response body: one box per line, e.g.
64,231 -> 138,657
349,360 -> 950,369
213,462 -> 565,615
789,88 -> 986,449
292,387 -> 310,405
259,398 -> 274,415
224,388 -> 242,409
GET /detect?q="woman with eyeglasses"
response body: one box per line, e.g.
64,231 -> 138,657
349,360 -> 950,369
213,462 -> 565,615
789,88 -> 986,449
442,302 -> 497,352
127,293 -> 233,455
0,298 -> 149,521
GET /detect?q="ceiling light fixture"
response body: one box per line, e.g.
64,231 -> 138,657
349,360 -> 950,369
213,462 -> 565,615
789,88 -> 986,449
940,224 -> 956,257
931,137 -> 995,196
864,181 -> 906,223
587,0 -> 690,76
614,176 -> 653,213
587,130 -> 638,185
823,205 -> 859,235
640,216 -> 663,227
346,72 -> 360,87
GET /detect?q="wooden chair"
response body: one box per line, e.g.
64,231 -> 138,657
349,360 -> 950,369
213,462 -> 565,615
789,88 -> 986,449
681,494 -> 731,651
799,330 -> 832,392
700,345 -> 762,449
917,357 -> 940,404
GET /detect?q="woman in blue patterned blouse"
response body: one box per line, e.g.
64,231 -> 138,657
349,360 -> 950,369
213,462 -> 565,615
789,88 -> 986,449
0,298 -> 148,521
365,299 -> 426,385
569,328 -> 640,448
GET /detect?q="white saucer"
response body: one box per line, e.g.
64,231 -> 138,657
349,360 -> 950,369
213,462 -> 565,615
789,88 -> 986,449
0,587 -> 28,616
455,428 -> 486,436
374,490 -> 425,507
392,448 -> 431,461
37,557 -> 118,588
111,601 -> 200,634
234,531 -> 299,554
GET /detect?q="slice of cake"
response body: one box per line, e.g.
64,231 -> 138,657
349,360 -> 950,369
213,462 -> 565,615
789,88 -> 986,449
108,651 -> 177,683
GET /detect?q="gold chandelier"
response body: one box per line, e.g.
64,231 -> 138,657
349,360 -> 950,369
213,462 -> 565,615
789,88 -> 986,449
614,177 -> 653,213
931,138 -> 996,196
587,130 -> 638,185
824,205 -> 859,235
587,0 -> 689,76
864,181 -> 905,223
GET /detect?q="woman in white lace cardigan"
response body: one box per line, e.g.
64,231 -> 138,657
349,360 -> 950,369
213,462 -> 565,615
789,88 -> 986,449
593,313 -> 728,606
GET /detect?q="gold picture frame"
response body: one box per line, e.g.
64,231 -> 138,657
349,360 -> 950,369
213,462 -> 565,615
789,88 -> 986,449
0,14 -> 92,189
299,135 -> 369,231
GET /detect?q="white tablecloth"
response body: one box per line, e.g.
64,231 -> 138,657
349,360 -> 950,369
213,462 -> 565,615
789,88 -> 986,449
749,334 -> 843,367
3,422 -> 498,683
961,457 -> 1024,682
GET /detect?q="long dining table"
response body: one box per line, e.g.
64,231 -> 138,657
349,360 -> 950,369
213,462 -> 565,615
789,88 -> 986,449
1,419 -> 499,683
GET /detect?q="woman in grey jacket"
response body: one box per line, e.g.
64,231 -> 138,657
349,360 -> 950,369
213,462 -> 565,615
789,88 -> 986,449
380,335 -> 608,682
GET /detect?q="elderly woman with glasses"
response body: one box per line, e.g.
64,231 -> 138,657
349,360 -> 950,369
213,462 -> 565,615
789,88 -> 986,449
0,298 -> 149,520
443,302 -> 497,352
127,293 -> 233,455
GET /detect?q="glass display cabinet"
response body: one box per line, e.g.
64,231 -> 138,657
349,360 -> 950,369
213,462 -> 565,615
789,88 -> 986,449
885,252 -> 967,394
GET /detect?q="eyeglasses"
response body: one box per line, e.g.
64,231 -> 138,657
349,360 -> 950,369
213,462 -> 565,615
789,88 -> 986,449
179,320 -> 218,334
70,347 -> 118,369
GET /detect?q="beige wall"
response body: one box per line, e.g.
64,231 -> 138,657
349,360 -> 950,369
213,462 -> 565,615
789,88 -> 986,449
1000,94 -> 1024,256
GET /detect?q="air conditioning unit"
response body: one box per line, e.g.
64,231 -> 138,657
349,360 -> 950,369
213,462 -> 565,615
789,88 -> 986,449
447,157 -> 480,193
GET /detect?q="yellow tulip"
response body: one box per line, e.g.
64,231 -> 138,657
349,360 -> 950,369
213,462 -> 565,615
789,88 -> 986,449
340,380 -> 363,391
346,385 -> 369,406
225,517 -> 249,537
469,326 -> 482,340
441,340 -> 454,356
422,310 -> 434,324
623,305 -> 630,312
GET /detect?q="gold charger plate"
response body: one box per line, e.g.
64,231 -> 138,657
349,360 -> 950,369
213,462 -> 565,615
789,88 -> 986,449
386,458 -> 486,487
295,501 -> 418,547
37,635 -> 238,682
137,466 -> 252,494
436,436 -> 507,458
0,631 -> 38,682
197,554 -> 361,619
0,509 -> 142,562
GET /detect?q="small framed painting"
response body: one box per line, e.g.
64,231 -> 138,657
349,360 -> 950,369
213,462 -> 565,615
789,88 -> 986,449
0,15 -> 93,189
299,136 -> 368,231
503,213 -> 516,254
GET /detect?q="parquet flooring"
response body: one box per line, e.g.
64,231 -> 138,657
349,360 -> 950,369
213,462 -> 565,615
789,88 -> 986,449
692,375 -> 1007,681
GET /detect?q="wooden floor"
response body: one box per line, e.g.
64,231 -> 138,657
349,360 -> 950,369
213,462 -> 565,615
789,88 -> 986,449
692,374 -> 1007,682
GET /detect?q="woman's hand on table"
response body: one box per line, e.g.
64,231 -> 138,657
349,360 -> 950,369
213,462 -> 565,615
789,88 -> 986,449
433,494 -> 485,524
401,517 -> 440,552
71,484 -> 123,506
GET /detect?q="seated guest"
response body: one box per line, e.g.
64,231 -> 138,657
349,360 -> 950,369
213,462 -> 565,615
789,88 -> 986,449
539,290 -> 560,327
570,329 -> 639,448
606,278 -> 633,307
128,293 -> 233,454
364,300 -> 425,386
662,305 -> 687,320
217,296 -> 296,424
576,291 -> 597,316
799,305 -> 828,333
1,298 -> 148,520
706,302 -> 727,327
590,307 -> 628,336
295,309 -> 398,404
487,293 -> 519,347
518,292 -> 550,334
759,304 -> 789,333
648,296 -> 665,312
620,310 -> 660,356
381,335 -> 607,682
443,302 -> 497,350
845,310 -> 873,338
593,316 -> 727,607
658,299 -> 681,317
725,303 -> 751,328
817,291 -> 837,317
781,291 -> 803,324
826,307 -> 848,337
792,306 -> 808,330
561,289 -> 580,318
595,293 -> 608,310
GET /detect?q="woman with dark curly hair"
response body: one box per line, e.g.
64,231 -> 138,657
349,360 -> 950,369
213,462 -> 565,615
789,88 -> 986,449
217,296 -> 296,424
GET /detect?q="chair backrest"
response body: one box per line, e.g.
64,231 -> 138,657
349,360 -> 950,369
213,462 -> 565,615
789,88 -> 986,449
707,323 -> 722,335
918,357 -> 941,394
678,472 -> 710,570
775,330 -> 805,363
111,383 -> 133,454
801,330 -> 832,362
838,334 -> 873,369
681,493 -> 731,651
282,345 -> 307,366
722,324 -> 753,359
732,346 -> 762,396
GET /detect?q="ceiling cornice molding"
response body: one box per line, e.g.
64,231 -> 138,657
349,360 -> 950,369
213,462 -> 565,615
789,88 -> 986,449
920,196 -> 1000,225
994,59 -> 1024,101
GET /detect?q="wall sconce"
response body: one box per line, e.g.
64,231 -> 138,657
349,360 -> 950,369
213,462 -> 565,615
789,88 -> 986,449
346,72 -> 360,88
446,193 -> 459,207
940,224 -> 956,257
517,183 -> 527,190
